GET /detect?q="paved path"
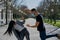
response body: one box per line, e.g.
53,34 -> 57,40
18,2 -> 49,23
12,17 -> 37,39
0,23 -> 60,40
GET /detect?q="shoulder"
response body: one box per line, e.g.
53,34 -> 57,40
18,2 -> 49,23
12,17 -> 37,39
36,15 -> 41,18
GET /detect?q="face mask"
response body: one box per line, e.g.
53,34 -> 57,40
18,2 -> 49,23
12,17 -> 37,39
20,20 -> 24,22
31,14 -> 35,17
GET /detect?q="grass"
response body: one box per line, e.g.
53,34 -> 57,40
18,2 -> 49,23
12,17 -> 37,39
44,19 -> 60,28
55,21 -> 60,28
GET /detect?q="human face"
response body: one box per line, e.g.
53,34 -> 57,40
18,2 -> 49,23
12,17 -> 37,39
32,11 -> 38,16
21,16 -> 25,20
31,11 -> 35,14
31,11 -> 36,17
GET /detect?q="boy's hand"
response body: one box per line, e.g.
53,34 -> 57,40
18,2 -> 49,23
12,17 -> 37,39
26,24 -> 31,27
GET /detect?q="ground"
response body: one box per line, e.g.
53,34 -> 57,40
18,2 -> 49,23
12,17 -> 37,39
0,18 -> 60,40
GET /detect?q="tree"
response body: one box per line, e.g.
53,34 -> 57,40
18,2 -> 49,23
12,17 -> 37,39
19,5 -> 27,11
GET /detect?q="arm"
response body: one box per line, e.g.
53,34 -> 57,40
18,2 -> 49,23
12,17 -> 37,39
27,15 -> 41,28
27,21 -> 40,28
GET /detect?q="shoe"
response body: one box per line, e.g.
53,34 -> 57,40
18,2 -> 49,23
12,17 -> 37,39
57,34 -> 60,39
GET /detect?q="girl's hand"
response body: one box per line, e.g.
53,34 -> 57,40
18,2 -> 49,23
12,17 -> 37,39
21,16 -> 25,20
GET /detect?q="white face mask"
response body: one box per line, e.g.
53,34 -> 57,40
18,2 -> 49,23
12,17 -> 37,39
20,20 -> 24,22
31,14 -> 35,17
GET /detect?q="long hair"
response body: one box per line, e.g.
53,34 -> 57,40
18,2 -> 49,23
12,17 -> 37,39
4,20 -> 15,36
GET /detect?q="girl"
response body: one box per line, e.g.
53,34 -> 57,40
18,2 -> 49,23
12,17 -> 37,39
4,20 -> 30,40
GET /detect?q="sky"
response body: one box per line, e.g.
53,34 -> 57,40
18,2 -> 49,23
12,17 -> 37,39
15,0 -> 43,9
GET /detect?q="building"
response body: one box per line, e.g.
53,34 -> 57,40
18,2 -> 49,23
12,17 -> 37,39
0,0 -> 13,25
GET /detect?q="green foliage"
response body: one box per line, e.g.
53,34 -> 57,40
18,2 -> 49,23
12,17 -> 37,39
44,19 -> 60,28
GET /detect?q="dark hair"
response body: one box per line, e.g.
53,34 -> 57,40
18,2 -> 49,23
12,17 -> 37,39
4,20 -> 15,36
31,8 -> 36,11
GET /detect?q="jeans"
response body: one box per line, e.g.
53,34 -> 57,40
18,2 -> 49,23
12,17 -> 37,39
19,28 -> 30,40
14,28 -> 30,40
39,31 -> 57,40
13,29 -> 21,40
